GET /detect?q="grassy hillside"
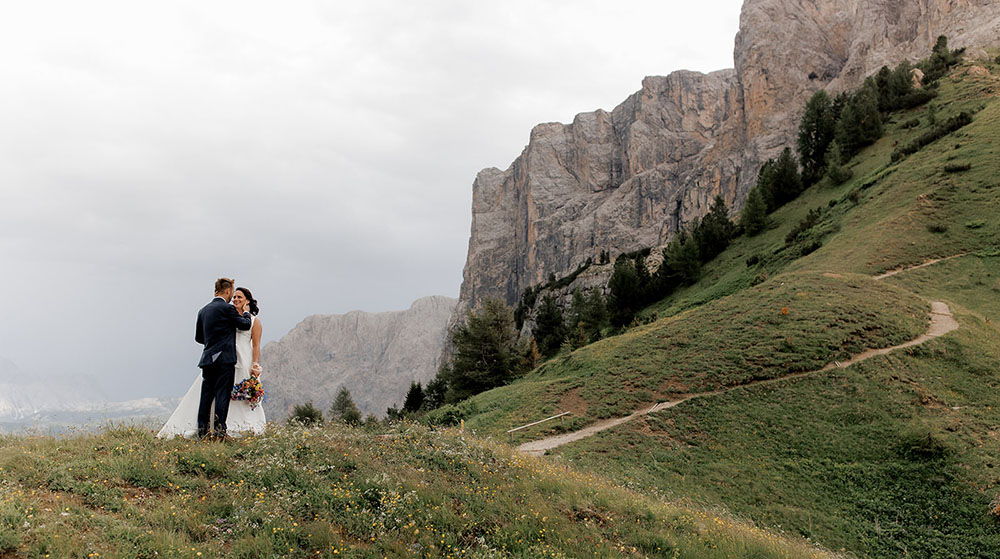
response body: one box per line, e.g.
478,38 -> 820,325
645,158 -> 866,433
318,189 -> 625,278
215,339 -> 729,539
452,58 -> 1000,558
0,424 -> 831,559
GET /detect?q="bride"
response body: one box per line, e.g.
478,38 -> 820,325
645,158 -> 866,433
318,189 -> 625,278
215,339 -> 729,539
158,287 -> 266,439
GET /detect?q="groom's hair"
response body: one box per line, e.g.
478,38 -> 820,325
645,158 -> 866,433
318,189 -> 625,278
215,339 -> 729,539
214,277 -> 235,294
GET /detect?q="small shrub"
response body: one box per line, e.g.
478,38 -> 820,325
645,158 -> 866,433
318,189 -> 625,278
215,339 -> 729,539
745,254 -> 760,267
785,207 -> 824,244
965,219 -> 986,229
289,402 -> 323,426
944,162 -> 971,173
891,111 -> 974,162
750,270 -> 769,286
901,118 -> 921,129
926,223 -> 949,234
897,423 -> 954,461
799,241 -> 822,256
847,189 -> 861,204
995,54 -> 1000,65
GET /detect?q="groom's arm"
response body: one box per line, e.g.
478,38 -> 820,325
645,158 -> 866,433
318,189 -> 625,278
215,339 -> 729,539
195,312 -> 205,345
225,304 -> 253,330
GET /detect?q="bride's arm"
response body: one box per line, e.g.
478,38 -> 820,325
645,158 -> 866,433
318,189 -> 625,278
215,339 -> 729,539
251,318 -> 263,371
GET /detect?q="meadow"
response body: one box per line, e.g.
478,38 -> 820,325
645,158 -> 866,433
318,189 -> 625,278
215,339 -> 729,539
451,56 -> 1000,558
0,423 -> 832,559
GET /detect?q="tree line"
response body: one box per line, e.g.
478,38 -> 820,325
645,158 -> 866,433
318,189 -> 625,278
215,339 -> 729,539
740,36 -> 962,237
321,37 -> 966,426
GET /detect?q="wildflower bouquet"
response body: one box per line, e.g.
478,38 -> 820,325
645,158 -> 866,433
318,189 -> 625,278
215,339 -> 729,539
232,376 -> 266,410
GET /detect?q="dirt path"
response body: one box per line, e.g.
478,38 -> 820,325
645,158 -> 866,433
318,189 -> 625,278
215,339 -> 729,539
517,298 -> 959,456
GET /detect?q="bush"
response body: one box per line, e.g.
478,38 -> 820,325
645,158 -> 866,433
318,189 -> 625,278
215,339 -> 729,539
289,402 -> 323,425
891,111 -> 973,162
745,254 -> 760,267
926,223 -> 949,234
799,241 -> 822,256
901,118 -> 921,129
897,423 -> 954,461
785,207 -> 824,244
965,219 -> 986,229
944,162 -> 971,173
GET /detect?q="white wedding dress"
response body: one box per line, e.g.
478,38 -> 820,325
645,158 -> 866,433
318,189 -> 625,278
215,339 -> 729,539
157,315 -> 266,438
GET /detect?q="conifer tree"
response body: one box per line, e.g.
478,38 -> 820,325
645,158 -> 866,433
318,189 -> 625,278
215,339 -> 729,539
402,381 -> 424,413
443,299 -> 528,402
824,141 -> 852,185
767,147 -> 804,210
693,195 -> 736,262
608,258 -> 640,327
661,231 -> 701,287
422,374 -> 448,411
797,90 -> 836,185
835,83 -> 883,159
740,186 -> 768,236
330,387 -> 362,425
533,293 -> 566,358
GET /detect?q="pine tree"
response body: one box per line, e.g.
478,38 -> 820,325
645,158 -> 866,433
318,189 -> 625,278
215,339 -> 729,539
402,381 -> 424,413
329,388 -> 361,425
824,141 -> 852,185
767,147 -> 804,210
693,195 -> 736,262
608,258 -> 640,327
740,186 -> 768,236
422,374 -> 448,411
797,90 -> 836,185
533,293 -> 566,358
443,299 -> 528,402
834,83 -> 883,160
567,287 -> 609,346
661,231 -> 701,287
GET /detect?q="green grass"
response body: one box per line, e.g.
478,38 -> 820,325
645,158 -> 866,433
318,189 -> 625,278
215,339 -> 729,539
555,254 -> 1000,559
0,423 -> 833,559
449,61 -> 1000,558
457,272 -> 928,438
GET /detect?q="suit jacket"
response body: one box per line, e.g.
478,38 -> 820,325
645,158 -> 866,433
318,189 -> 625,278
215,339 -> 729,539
195,297 -> 253,368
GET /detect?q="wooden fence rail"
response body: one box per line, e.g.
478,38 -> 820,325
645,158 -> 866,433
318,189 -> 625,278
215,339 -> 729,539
506,411 -> 571,441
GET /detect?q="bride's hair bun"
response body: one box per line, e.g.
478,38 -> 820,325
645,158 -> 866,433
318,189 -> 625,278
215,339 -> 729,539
236,287 -> 260,316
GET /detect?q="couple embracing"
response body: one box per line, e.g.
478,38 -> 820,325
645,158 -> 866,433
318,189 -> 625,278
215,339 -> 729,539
158,278 -> 266,439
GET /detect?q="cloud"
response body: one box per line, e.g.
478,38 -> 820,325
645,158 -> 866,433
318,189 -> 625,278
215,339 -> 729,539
0,0 -> 741,399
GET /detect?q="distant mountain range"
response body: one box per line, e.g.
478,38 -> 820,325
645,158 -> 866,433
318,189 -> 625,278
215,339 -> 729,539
0,356 -> 177,434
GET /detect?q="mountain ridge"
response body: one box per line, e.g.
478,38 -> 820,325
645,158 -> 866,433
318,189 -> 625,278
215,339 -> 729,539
261,295 -> 457,418
453,0 -> 1000,327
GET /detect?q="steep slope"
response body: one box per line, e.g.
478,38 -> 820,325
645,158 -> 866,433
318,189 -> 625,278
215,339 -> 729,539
455,0 -> 1000,321
261,296 -> 457,418
451,59 -> 1000,558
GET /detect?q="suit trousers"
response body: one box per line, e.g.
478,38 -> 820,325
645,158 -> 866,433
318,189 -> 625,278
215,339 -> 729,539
198,362 -> 236,438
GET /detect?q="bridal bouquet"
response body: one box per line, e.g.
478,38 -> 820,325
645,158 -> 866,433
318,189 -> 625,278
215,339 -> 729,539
232,376 -> 266,410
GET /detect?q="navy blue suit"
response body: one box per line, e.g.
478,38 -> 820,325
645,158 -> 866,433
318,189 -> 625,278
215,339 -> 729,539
195,297 -> 252,438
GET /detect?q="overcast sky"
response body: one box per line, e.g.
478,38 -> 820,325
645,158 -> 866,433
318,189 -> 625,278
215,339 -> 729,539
0,0 -> 742,401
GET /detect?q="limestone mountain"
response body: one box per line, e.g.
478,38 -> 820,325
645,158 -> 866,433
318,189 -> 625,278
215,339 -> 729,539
455,0 -> 1000,320
260,296 -> 457,419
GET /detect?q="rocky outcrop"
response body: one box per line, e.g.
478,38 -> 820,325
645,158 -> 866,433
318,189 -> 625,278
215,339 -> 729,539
260,296 -> 457,419
456,0 -> 1000,318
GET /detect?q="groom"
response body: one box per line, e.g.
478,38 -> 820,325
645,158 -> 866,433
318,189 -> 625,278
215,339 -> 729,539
195,277 -> 253,439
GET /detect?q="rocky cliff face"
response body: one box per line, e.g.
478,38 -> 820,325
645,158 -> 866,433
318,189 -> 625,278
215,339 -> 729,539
261,296 -> 457,419
456,0 -> 1000,317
